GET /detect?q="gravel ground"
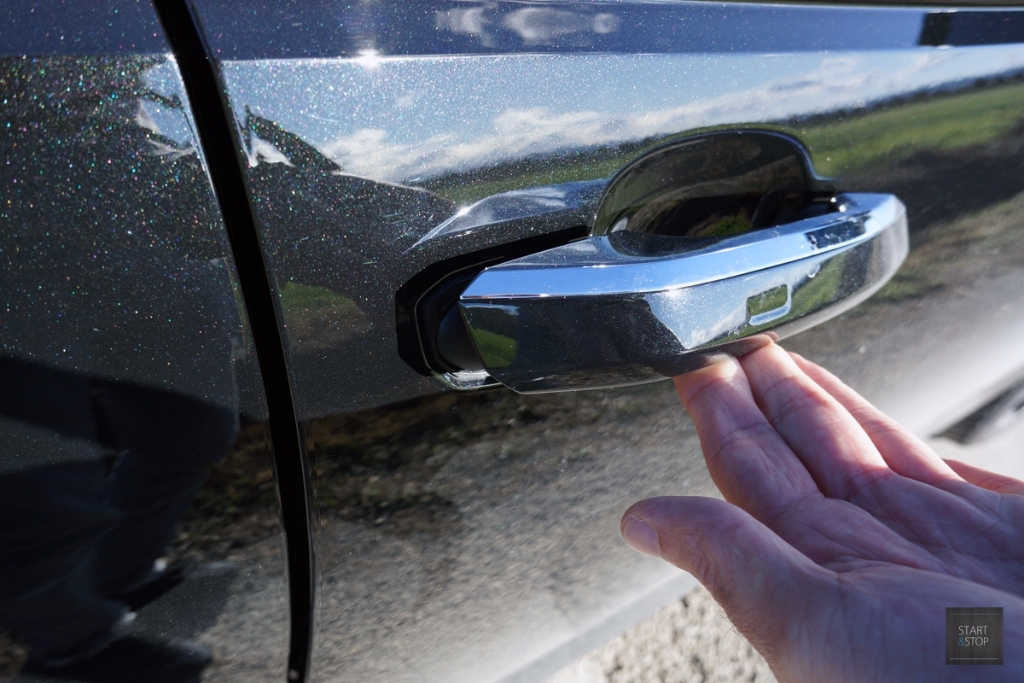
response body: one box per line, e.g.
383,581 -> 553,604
548,586 -> 776,683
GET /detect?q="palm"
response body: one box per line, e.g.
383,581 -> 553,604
768,465 -> 1024,595
621,342 -> 1024,682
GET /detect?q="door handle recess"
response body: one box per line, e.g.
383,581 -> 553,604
446,192 -> 907,393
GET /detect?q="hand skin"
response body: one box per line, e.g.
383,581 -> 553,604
620,342 -> 1024,682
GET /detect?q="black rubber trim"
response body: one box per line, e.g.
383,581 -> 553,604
395,225 -> 588,376
920,11 -> 1024,46
151,3 -> 314,682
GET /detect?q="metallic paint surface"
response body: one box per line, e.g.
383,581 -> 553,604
0,0 -> 166,56
0,52 -> 288,680
186,2 -> 1024,681
218,44 -> 1024,416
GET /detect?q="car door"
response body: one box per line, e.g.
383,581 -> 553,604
169,3 -> 1024,681
9,2 -> 1024,683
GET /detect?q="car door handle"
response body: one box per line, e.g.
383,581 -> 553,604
447,192 -> 907,393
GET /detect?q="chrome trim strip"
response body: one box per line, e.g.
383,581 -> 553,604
461,194 -> 899,300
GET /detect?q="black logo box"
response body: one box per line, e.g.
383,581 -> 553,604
947,607 -> 1003,665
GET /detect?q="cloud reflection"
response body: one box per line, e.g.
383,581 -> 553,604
319,58 -> 876,181
226,47 -> 1024,185
503,9 -> 620,44
434,6 -> 620,47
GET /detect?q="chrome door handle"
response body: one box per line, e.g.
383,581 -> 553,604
453,193 -> 907,393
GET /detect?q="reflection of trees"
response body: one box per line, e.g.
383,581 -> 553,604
2,56 -> 162,115
1,56 -> 236,403
240,111 -> 457,412
0,56 -> 215,260
245,105 -> 340,174
0,57 -> 258,668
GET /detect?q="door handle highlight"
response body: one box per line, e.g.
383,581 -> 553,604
454,193 -> 907,392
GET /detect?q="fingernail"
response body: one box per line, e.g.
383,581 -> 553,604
621,515 -> 661,558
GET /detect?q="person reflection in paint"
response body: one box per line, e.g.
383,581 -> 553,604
0,58 -> 239,683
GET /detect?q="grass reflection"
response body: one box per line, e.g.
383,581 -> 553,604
424,79 -> 1024,206
804,80 -> 1024,177
277,281 -> 369,351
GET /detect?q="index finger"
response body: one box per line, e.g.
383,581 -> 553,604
674,355 -> 821,524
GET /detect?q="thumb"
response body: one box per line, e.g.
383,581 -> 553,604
621,496 -> 831,668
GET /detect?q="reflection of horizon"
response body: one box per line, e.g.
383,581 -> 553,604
224,48 -> 1024,186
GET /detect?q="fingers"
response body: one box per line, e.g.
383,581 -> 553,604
621,496 -> 830,666
944,459 -> 1024,496
789,352 -> 962,486
740,344 -> 890,500
673,357 -> 820,523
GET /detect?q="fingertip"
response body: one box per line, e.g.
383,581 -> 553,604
622,496 -> 748,575
744,341 -> 801,375
621,514 -> 662,558
673,355 -> 743,406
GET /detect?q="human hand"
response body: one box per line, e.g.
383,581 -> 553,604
620,343 -> 1024,682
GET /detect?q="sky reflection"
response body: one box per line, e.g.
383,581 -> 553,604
222,46 -> 1024,184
